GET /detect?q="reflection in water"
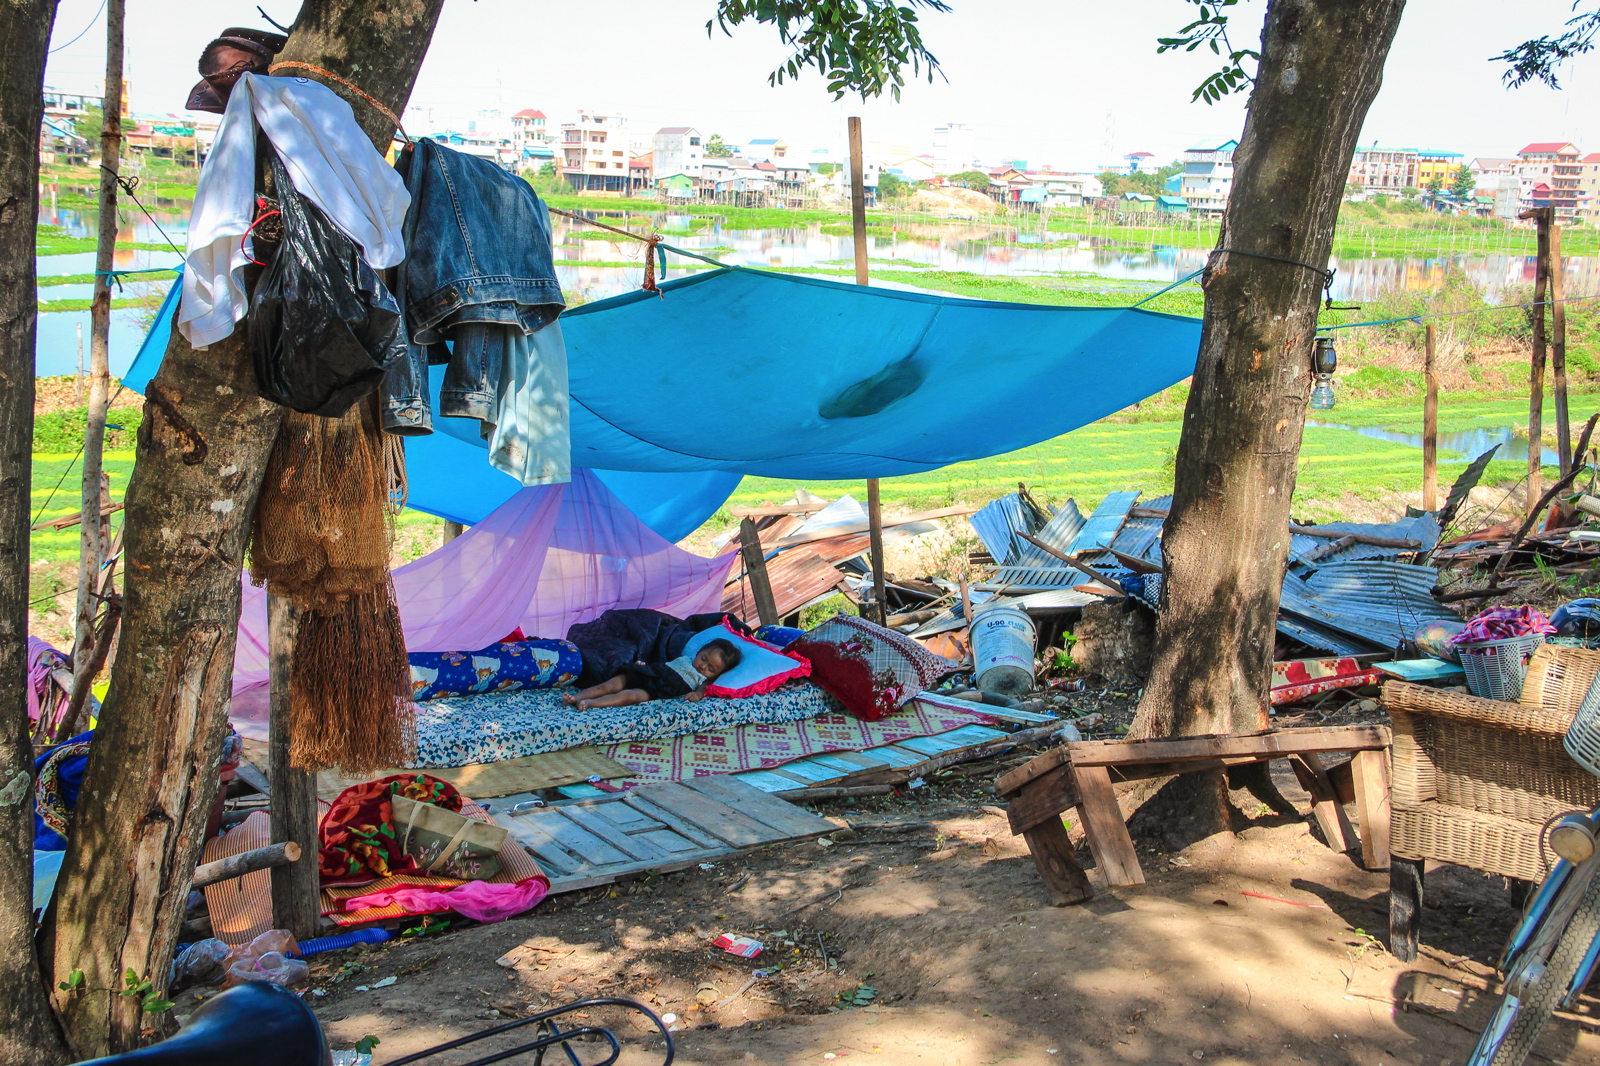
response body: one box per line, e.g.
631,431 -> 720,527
35,197 -> 1598,379
1307,420 -> 1560,465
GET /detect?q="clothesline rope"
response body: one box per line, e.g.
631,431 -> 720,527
546,207 -> 668,295
1320,291 -> 1600,331
268,61 -> 411,142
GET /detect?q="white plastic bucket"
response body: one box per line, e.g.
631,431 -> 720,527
972,604 -> 1036,695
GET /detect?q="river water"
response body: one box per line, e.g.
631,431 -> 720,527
35,196 -> 1597,382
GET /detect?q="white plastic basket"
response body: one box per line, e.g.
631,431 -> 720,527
1565,671 -> 1600,778
1458,633 -> 1546,701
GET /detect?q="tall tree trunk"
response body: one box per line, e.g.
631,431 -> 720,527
1131,0 -> 1406,787
71,0 -> 121,712
0,0 -> 75,1060
42,1 -> 444,1054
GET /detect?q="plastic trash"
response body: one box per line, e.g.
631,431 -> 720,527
171,938 -> 232,991
225,950 -> 310,990
247,152 -> 406,417
712,934 -> 764,959
221,929 -> 306,988
291,927 -> 392,959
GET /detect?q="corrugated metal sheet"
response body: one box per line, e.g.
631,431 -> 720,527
1279,560 -> 1456,651
1108,493 -> 1172,564
974,566 -> 1085,592
1287,514 -> 1441,565
723,546 -> 845,621
968,493 -> 1049,566
1012,500 -> 1086,566
1066,490 -> 1141,554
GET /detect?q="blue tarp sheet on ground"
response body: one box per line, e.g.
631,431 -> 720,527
123,265 -> 1201,534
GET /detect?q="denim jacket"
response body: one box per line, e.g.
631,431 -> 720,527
381,138 -> 565,433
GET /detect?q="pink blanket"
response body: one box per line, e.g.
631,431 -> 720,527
230,469 -> 736,740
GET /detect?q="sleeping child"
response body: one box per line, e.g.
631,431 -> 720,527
561,638 -> 743,710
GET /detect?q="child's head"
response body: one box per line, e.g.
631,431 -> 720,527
692,638 -> 743,680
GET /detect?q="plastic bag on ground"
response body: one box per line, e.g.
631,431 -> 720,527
172,938 -> 232,992
220,929 -> 306,989
248,151 -> 406,417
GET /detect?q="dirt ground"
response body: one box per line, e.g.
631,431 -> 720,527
298,766 -> 1600,1066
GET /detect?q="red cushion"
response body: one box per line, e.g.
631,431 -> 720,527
790,615 -> 959,721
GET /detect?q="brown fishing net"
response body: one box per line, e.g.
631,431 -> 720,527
252,400 -> 415,771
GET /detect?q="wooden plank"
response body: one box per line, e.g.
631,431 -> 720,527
1023,817 -> 1095,906
616,794 -> 725,850
732,770 -> 812,793
1325,758 -> 1356,806
681,776 -> 836,838
1350,749 -> 1391,871
559,804 -> 675,862
805,752 -> 883,776
739,517 -> 780,626
998,746 -> 1074,797
1290,753 -> 1358,854
628,783 -> 780,848
1072,765 -> 1145,887
234,761 -> 271,796
506,811 -> 634,870
859,745 -> 926,768
1067,725 -> 1391,767
763,758 -> 844,784
812,750 -> 893,772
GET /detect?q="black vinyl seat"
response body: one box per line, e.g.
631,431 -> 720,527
73,982 -> 327,1066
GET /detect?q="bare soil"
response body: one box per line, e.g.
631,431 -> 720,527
300,769 -> 1600,1066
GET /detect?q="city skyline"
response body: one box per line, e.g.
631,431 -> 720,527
41,0 -> 1600,171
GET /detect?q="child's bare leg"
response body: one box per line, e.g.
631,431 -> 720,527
563,675 -> 626,706
576,687 -> 649,711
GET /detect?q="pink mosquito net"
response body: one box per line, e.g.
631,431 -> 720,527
229,468 -> 736,739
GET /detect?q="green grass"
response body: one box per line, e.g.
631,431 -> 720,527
37,269 -> 179,287
36,224 -> 174,256
38,297 -> 149,312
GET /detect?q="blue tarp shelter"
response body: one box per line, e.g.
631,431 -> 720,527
125,264 -> 1202,539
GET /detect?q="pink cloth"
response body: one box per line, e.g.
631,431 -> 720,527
27,637 -> 68,725
343,877 -> 549,923
229,469 -> 736,740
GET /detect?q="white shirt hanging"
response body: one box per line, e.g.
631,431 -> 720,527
178,72 -> 410,349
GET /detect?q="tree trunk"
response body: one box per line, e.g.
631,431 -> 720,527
0,1 -> 76,1059
42,1 -> 445,1054
1132,0 -> 1406,759
71,0 -> 121,716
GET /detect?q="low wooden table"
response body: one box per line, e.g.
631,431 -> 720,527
995,725 -> 1393,904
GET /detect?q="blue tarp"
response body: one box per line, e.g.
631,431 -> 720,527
124,264 -> 1202,534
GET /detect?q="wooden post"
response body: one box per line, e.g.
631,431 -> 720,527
1389,855 -> 1425,962
737,518 -> 779,627
848,116 -> 888,626
267,594 -> 320,939
1521,207 -> 1551,512
866,477 -> 888,626
70,0 -> 123,714
1422,323 -> 1438,511
1551,221 -> 1571,477
442,520 -> 465,543
847,116 -> 869,287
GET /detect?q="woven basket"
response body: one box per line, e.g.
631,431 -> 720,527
1458,633 -> 1546,700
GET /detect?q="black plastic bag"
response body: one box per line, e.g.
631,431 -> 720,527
248,152 -> 406,416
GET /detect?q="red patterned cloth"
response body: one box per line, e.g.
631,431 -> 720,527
790,615 -> 960,722
318,773 -> 464,886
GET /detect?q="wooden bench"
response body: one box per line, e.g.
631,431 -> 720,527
995,725 -> 1393,904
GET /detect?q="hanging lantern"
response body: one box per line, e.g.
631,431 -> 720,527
1310,336 -> 1338,410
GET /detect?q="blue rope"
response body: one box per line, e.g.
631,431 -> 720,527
1132,268 -> 1205,308
94,267 -> 178,292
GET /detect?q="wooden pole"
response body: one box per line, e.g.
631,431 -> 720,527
866,477 -> 888,625
737,518 -> 779,626
1423,323 -> 1438,511
442,520 -> 465,543
70,0 -> 122,710
1521,206 -> 1551,513
1551,221 -> 1571,477
848,117 -> 869,287
267,593 -> 321,939
848,116 -> 888,625
193,842 -> 301,890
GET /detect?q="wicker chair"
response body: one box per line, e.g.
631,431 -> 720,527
1382,643 -> 1600,961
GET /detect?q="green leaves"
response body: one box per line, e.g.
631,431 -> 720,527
1156,0 -> 1259,104
1496,9 -> 1600,89
58,969 -> 85,993
709,0 -> 949,101
119,970 -> 173,1014
355,1036 -> 382,1055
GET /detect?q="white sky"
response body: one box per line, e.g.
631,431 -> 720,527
42,0 -> 1600,169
